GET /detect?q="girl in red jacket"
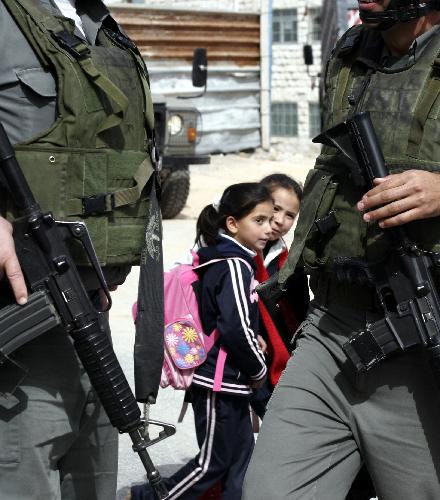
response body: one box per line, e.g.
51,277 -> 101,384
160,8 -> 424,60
251,173 -> 309,418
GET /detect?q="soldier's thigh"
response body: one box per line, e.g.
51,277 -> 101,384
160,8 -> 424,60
0,328 -> 117,500
243,324 -> 361,500
59,395 -> 118,500
356,347 -> 440,499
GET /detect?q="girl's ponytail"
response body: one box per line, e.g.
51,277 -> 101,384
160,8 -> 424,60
195,183 -> 272,247
195,204 -> 220,247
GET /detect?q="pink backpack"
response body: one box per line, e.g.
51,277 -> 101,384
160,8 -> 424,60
132,255 -> 251,391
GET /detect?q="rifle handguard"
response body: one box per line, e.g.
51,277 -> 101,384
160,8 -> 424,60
71,321 -> 141,432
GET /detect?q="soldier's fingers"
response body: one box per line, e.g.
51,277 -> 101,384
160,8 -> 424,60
358,178 -> 405,211
363,195 -> 416,223
359,183 -> 412,211
378,208 -> 422,228
362,170 -> 424,201
4,256 -> 27,305
367,173 -> 406,193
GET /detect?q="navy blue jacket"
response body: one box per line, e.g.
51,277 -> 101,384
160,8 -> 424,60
192,234 -> 267,396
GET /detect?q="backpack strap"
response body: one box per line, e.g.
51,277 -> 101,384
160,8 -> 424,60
213,345 -> 227,392
193,257 -> 252,392
194,257 -> 253,392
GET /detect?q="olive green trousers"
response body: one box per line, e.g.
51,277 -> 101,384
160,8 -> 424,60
243,297 -> 440,500
0,315 -> 118,500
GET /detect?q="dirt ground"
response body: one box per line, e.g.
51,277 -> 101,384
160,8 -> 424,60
178,150 -> 316,220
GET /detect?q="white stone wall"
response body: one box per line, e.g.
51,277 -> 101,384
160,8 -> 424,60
271,0 -> 322,156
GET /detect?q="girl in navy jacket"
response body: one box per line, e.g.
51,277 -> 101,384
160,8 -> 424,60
131,183 -> 272,500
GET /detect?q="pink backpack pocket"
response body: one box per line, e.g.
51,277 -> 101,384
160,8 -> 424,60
164,317 -> 207,370
161,316 -> 208,390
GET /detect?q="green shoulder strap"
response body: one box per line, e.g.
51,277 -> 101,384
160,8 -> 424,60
333,62 -> 353,113
328,25 -> 364,113
100,28 -> 155,135
3,0 -> 128,134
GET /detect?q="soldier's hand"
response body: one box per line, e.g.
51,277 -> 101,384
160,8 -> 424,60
357,170 -> 440,228
0,217 -> 27,304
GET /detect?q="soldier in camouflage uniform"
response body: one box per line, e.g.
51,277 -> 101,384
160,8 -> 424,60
243,1 -> 440,499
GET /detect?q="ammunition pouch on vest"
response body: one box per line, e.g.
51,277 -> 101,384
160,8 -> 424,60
280,25 -> 440,289
2,0 -> 155,266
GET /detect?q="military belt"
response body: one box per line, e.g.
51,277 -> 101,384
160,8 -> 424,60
312,273 -> 379,311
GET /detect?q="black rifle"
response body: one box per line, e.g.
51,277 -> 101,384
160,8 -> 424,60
313,111 -> 440,379
0,122 -> 174,499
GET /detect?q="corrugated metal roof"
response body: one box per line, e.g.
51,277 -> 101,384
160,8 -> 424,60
109,6 -> 260,66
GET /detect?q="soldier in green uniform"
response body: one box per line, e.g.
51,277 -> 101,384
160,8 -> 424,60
243,1 -> 440,499
0,1 -> 160,498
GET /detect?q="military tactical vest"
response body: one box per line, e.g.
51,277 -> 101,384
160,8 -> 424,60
280,25 -> 440,287
1,0 -> 155,266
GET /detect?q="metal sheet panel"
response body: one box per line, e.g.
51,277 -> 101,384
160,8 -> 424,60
110,7 -> 260,66
109,6 -> 261,153
148,63 -> 261,154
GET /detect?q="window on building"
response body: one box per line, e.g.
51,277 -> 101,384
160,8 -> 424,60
308,8 -> 322,42
309,102 -> 321,138
271,102 -> 298,137
273,9 -> 298,43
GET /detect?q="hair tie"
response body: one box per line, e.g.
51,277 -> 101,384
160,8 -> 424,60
211,194 -> 221,213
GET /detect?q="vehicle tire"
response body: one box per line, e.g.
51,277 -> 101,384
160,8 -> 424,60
160,166 -> 190,219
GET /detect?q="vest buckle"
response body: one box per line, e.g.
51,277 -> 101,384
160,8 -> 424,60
82,193 -> 115,216
52,30 -> 90,60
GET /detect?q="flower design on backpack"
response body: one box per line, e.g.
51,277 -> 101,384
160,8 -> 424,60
183,326 -> 198,343
165,332 -> 179,348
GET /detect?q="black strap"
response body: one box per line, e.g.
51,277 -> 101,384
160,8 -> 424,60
133,175 -> 164,403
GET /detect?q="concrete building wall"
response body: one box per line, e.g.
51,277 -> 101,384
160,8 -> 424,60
271,0 -> 322,156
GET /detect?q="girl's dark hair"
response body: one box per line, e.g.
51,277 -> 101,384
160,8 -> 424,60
260,173 -> 303,202
195,182 -> 272,247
